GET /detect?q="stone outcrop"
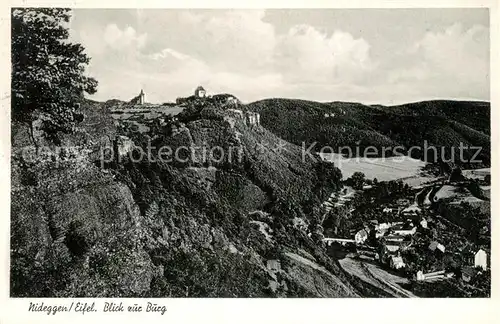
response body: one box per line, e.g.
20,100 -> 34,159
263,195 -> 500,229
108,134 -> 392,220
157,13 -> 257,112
11,97 -> 359,298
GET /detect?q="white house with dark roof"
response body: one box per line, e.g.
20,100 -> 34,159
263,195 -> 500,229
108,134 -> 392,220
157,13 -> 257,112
428,241 -> 445,253
474,249 -> 487,270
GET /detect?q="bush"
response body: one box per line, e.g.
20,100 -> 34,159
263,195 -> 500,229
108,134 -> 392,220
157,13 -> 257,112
346,172 -> 365,190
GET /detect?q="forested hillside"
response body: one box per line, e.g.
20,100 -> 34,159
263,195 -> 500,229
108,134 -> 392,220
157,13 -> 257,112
247,99 -> 490,168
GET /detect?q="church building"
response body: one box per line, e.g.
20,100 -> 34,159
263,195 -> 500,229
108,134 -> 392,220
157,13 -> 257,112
129,89 -> 146,105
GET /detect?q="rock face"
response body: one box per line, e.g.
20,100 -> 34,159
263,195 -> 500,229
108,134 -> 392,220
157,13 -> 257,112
11,100 -> 159,297
11,156 -> 159,296
11,97 -> 363,297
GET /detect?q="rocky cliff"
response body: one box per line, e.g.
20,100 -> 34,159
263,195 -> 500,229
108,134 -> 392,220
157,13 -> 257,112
11,98 -> 373,297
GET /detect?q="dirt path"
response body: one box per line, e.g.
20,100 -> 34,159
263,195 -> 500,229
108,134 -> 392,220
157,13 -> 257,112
360,262 -> 416,298
339,258 -> 386,291
339,257 -> 417,298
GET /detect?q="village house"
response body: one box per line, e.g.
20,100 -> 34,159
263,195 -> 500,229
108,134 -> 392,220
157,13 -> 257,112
392,225 -> 417,236
420,218 -> 428,229
479,225 -> 489,235
212,93 -> 238,106
390,255 -> 406,270
474,249 -> 488,270
266,259 -> 281,272
461,266 -> 477,282
375,223 -> 391,231
383,235 -> 405,243
428,241 -> 446,253
227,96 -> 238,106
416,270 -> 446,281
381,243 -> 400,259
402,205 -> 421,216
355,229 -> 369,244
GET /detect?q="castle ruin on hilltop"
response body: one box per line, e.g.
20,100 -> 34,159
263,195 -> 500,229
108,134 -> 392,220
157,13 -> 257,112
176,86 -> 261,127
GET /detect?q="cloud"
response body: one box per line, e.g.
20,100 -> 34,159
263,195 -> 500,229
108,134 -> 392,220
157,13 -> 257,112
142,48 -> 208,75
103,24 -> 147,50
70,10 -> 489,104
84,40 -> 284,103
389,23 -> 489,99
415,24 -> 488,73
78,23 -> 147,58
277,25 -> 374,84
178,10 -> 277,73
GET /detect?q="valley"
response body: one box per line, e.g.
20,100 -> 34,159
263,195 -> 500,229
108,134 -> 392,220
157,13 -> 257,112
11,90 -> 491,298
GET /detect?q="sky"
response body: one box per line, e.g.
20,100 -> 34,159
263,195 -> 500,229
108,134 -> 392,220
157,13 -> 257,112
69,9 -> 490,105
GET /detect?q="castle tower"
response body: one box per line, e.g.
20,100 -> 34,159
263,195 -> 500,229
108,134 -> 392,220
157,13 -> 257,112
194,86 -> 206,98
139,89 -> 145,104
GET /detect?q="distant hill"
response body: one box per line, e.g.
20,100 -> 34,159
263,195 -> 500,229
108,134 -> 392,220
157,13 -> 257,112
246,99 -> 490,167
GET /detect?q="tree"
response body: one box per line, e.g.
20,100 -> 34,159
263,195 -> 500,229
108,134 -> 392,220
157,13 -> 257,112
348,172 -> 365,190
315,159 -> 343,198
449,167 -> 464,182
11,8 -> 97,143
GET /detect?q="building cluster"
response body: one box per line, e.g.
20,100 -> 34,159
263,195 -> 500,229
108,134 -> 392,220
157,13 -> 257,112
175,86 -> 239,106
415,247 -> 488,283
323,109 -> 345,118
128,87 -> 260,130
458,248 -> 488,282
327,194 -> 489,284
173,86 -> 261,126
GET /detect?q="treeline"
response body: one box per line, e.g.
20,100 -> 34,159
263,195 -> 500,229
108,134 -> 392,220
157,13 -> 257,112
434,201 -> 490,245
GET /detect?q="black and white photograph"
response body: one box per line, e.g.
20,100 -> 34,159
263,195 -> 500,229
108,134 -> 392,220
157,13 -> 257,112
8,5 -> 493,302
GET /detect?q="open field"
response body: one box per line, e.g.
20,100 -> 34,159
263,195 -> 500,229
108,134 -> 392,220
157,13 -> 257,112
462,168 -> 490,180
434,185 -> 461,200
321,153 -> 431,185
421,183 -> 490,214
